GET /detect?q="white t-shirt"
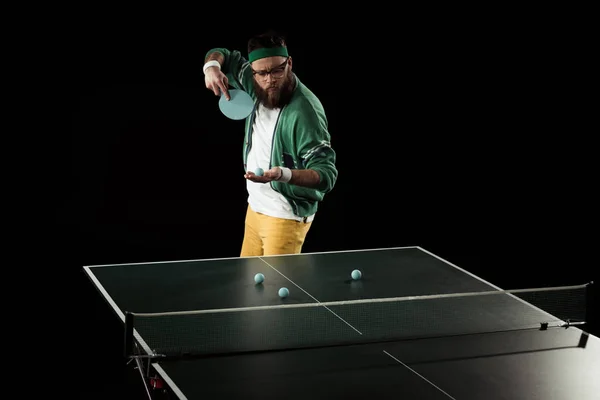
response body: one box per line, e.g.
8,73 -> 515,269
246,103 -> 314,222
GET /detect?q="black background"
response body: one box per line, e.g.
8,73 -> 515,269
59,11 -> 596,399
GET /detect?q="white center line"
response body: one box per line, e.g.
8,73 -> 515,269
383,350 -> 456,399
259,257 -> 363,335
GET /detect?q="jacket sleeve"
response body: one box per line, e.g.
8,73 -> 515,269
204,48 -> 256,98
296,121 -> 338,194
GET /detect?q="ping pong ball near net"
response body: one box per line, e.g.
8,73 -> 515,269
351,269 -> 362,280
278,287 -> 289,298
254,273 -> 264,284
255,167 -> 264,176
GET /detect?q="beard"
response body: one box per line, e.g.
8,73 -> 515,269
253,73 -> 295,109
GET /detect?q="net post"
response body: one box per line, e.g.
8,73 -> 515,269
124,311 -> 134,357
585,281 -> 595,333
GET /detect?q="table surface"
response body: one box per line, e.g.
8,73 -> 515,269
84,246 -> 600,399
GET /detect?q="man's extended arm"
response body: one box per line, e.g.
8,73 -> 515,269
244,167 -> 321,188
203,48 -> 255,95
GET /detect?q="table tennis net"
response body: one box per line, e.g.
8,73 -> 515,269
125,282 -> 591,359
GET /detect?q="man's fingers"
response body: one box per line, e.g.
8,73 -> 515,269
206,79 -> 218,95
219,82 -> 230,100
244,172 -> 270,184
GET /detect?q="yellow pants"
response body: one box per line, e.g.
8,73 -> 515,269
240,205 -> 312,257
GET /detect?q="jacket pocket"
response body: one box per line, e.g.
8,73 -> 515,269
282,152 -> 295,169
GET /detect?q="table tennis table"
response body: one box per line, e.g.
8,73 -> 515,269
83,246 -> 598,399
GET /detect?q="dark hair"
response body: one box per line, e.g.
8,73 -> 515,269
247,30 -> 287,54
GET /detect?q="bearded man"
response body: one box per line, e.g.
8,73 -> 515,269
203,30 -> 338,256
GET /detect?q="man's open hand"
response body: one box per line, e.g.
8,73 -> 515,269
244,167 -> 282,183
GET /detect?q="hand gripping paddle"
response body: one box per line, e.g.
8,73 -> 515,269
219,89 -> 254,120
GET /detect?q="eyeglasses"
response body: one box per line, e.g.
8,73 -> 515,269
252,57 -> 288,80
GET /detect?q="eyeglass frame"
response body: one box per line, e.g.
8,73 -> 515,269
251,57 -> 289,80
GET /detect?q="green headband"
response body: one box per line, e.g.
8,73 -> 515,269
248,47 -> 289,63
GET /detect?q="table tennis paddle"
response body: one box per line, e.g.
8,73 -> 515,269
219,89 -> 254,120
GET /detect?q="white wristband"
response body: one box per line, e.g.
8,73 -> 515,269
277,167 -> 292,183
203,60 -> 221,74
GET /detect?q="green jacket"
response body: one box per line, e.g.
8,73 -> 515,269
205,47 -> 338,217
